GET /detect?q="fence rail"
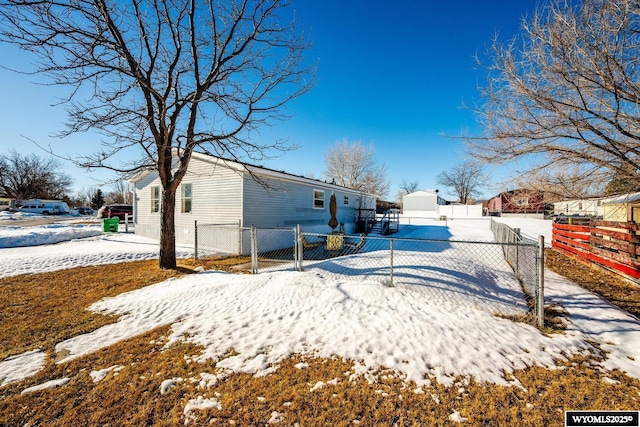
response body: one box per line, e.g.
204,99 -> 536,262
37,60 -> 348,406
193,220 -> 546,328
552,220 -> 640,279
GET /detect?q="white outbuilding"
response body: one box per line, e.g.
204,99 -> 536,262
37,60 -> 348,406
402,190 -> 483,219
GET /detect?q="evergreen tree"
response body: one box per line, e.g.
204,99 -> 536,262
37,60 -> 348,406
90,189 -> 105,210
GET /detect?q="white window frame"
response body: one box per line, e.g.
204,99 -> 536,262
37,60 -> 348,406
181,183 -> 192,213
313,189 -> 325,209
151,186 -> 160,213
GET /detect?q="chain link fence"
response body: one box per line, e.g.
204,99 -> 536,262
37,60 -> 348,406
192,220 -> 545,328
195,222 -> 247,258
490,219 -> 545,327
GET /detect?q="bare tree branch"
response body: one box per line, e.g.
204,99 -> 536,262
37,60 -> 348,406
0,0 -> 315,268
436,162 -> 489,204
467,0 -> 640,195
324,139 -> 390,199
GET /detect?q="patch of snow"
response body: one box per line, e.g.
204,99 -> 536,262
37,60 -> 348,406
160,377 -> 183,394
0,350 -> 46,387
0,230 -> 192,278
449,411 -> 468,423
309,381 -> 325,392
183,396 -> 222,425
21,377 -> 70,394
268,411 -> 283,424
89,365 -> 124,383
0,223 -> 103,248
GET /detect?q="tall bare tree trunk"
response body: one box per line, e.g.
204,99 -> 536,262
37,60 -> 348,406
159,189 -> 177,270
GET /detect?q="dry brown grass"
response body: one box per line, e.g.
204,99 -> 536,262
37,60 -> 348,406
1,257 -> 639,426
546,249 -> 640,319
0,256 -> 249,360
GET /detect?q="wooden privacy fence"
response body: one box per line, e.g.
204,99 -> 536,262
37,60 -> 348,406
552,220 -> 640,279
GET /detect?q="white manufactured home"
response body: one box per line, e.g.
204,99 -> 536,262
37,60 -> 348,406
401,190 -> 483,219
553,198 -> 603,217
130,152 -> 376,253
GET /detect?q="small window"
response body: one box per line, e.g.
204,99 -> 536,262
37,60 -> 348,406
151,186 -> 160,213
313,189 -> 325,209
181,183 -> 192,213
515,197 -> 529,206
343,195 -> 349,205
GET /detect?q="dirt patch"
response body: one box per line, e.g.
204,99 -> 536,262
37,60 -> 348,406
545,248 -> 640,319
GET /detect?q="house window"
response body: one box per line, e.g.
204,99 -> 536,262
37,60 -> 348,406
578,202 -> 583,210
313,189 -> 325,209
343,195 -> 349,205
151,186 -> 160,213
181,183 -> 192,213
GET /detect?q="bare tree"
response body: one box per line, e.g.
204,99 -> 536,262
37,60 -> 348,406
399,179 -> 420,195
506,164 -> 607,203
468,0 -> 640,194
604,164 -> 640,195
0,0 -> 314,269
73,186 -> 96,207
108,180 -> 132,205
0,150 -> 72,199
324,139 -> 390,198
436,162 -> 489,204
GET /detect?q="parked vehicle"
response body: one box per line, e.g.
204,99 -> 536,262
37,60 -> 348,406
75,207 -> 95,215
97,204 -> 133,221
18,199 -> 70,215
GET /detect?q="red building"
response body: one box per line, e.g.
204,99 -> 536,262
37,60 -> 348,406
487,189 -> 550,216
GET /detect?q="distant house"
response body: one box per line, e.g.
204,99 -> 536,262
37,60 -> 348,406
402,190 -> 448,217
553,198 -> 602,217
600,192 -> 640,222
0,196 -> 15,211
552,191 -> 640,221
401,190 -> 483,218
487,189 -> 550,218
129,152 -> 377,250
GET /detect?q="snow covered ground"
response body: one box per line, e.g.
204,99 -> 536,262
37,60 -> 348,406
0,216 -> 638,394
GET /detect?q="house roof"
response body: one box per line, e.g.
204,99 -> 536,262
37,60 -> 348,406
600,191 -> 640,204
129,151 -> 377,198
556,191 -> 640,205
403,190 -> 440,198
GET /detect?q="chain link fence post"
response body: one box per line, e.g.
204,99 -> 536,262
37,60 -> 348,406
251,225 -> 258,274
295,224 -> 303,271
389,238 -> 394,287
514,227 -> 520,279
194,220 -> 198,260
537,235 -> 545,329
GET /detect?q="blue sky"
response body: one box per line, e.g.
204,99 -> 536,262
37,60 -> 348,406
0,0 -> 539,201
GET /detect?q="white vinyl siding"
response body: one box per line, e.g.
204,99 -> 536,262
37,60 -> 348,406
132,153 -> 377,242
243,176 -> 364,231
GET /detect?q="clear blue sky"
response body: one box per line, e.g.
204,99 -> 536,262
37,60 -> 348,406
0,0 -> 539,201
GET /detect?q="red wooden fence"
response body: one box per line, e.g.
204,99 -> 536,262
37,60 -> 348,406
552,220 -> 640,279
